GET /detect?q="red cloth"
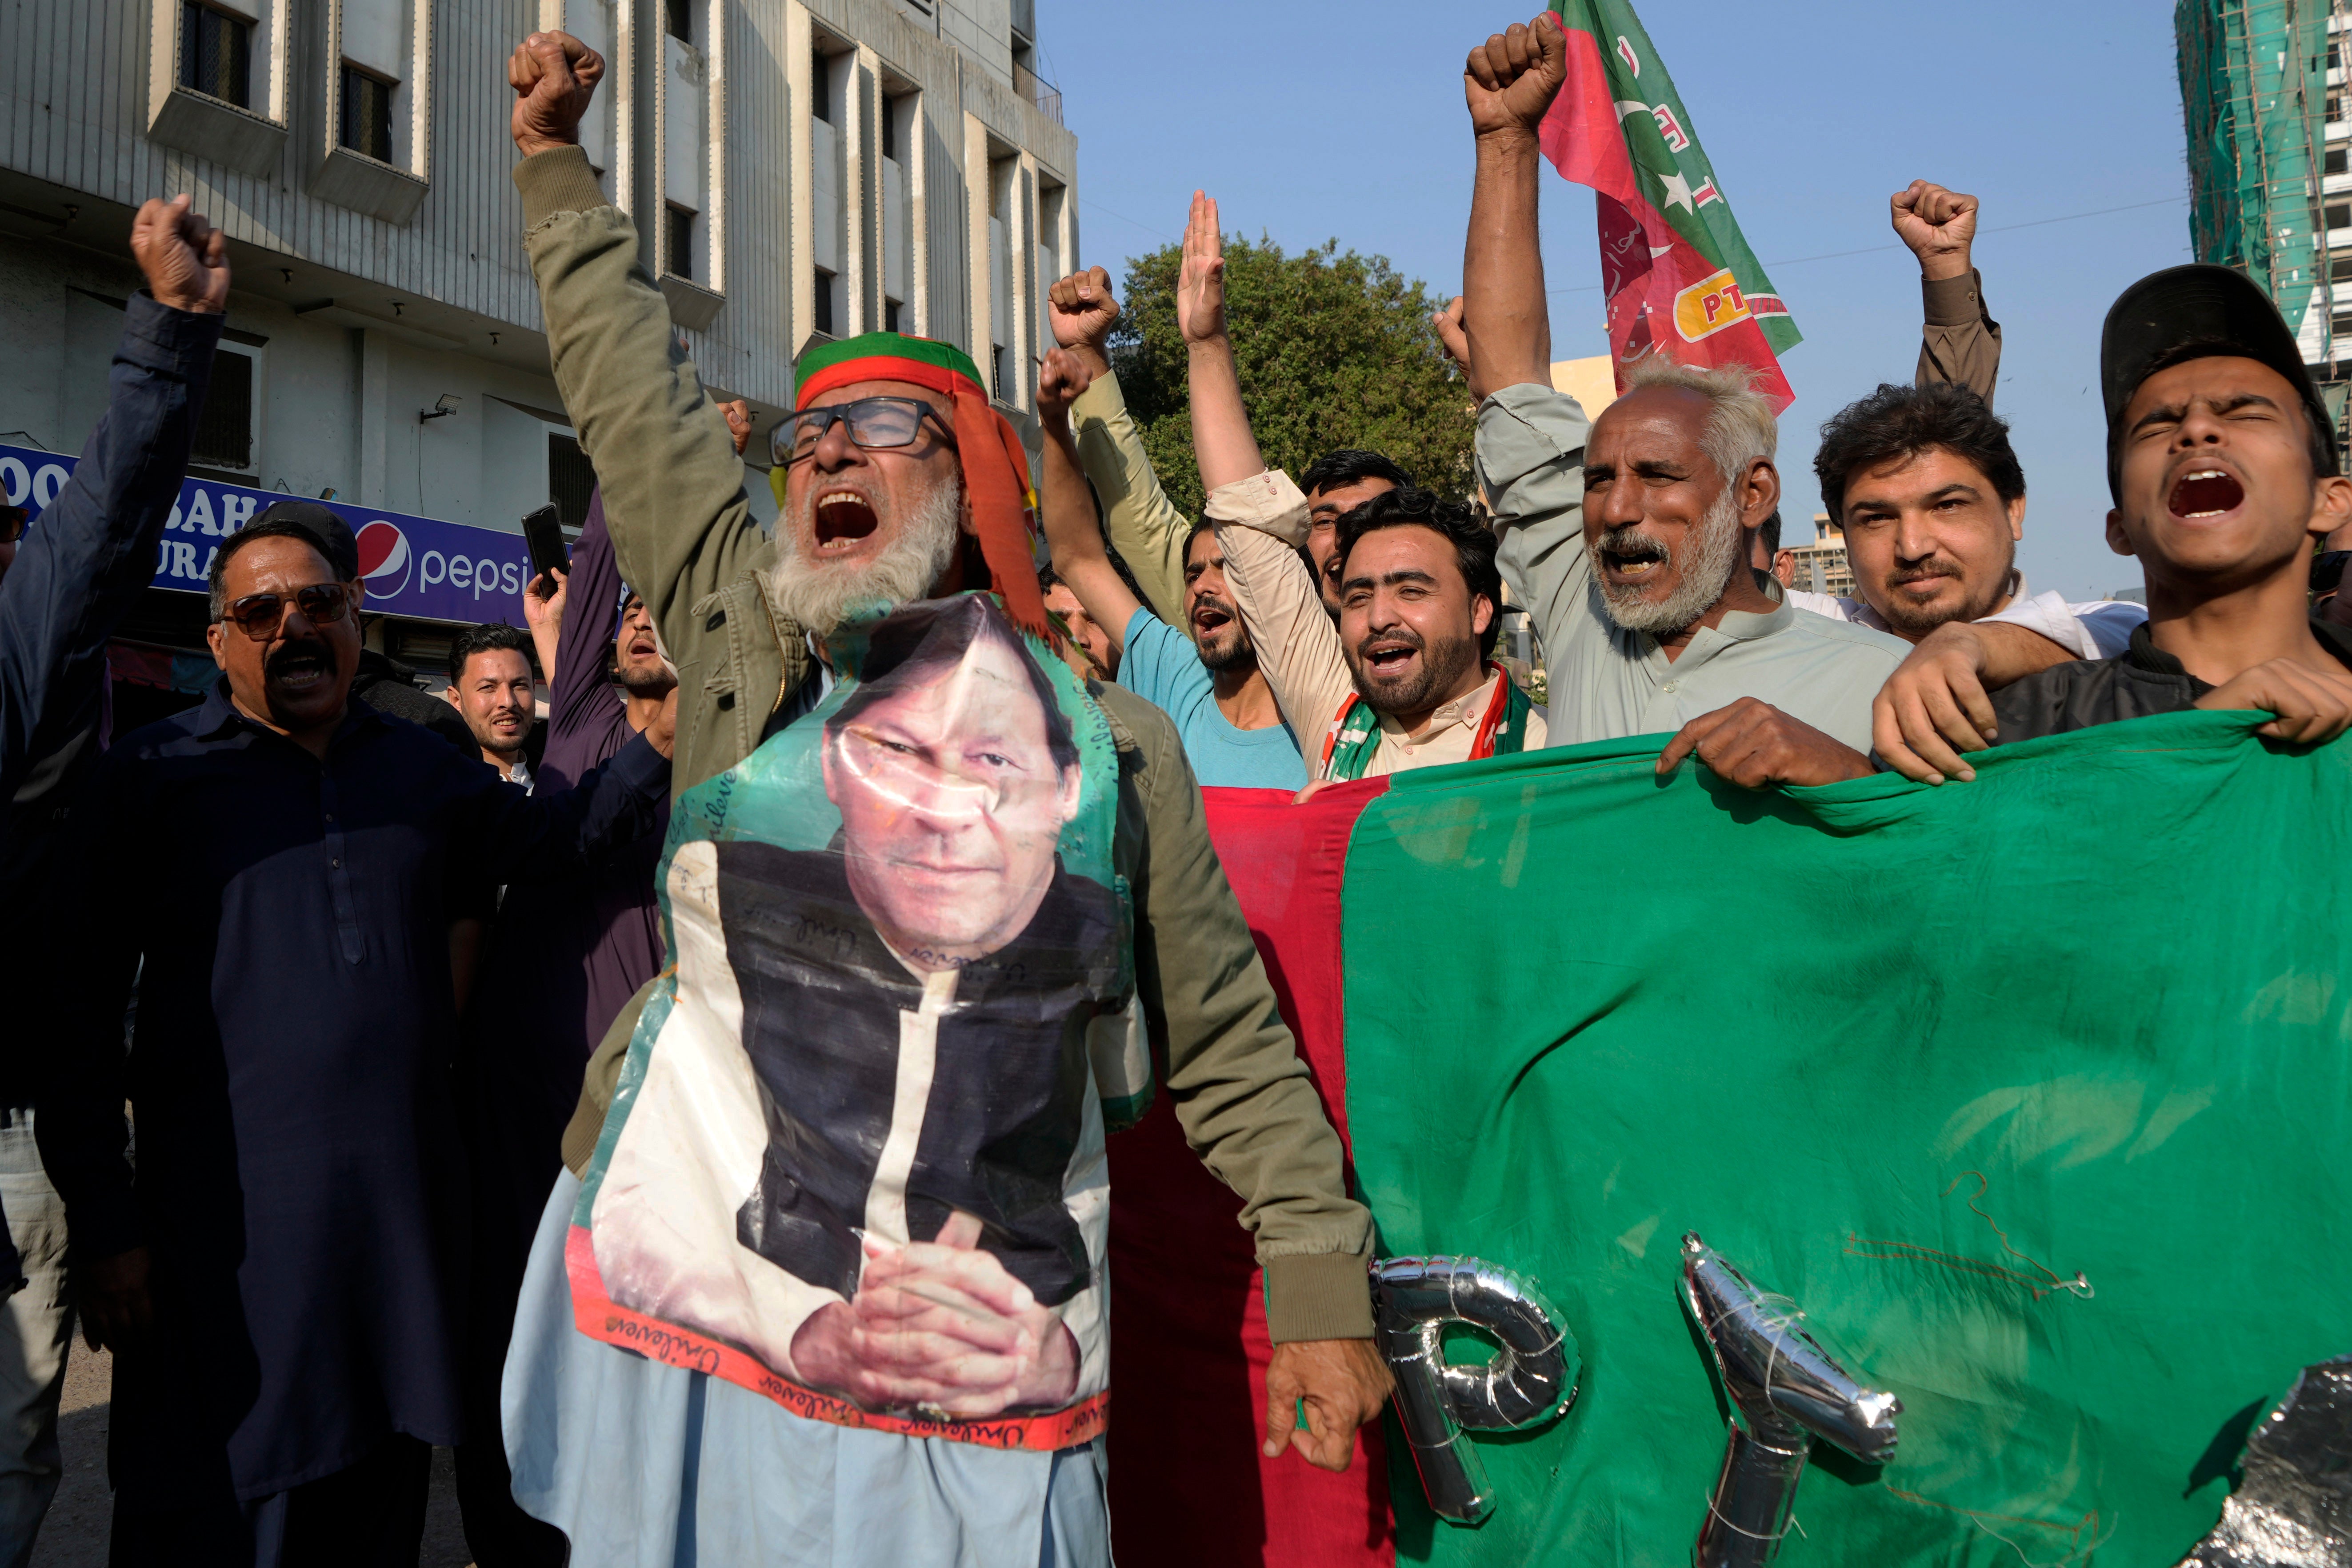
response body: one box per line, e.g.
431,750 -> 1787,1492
1106,781 -> 1392,1566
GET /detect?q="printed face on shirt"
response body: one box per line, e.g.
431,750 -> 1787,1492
614,595 -> 676,696
1183,527 -> 1256,672
1305,478 -> 1396,618
1838,446 -> 2028,641
206,535 -> 361,739
2110,355 -> 2352,597
822,631 -> 1083,971
452,646 -> 535,766
1337,524 -> 1492,719
1582,386 -> 1776,635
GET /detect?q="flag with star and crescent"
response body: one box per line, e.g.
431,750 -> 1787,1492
1541,0 -> 1799,410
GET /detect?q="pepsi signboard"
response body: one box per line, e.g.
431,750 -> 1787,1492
0,442 -> 530,625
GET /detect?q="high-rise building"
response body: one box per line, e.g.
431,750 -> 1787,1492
0,0 -> 1074,695
1784,512 -> 1853,598
2176,0 -> 2345,436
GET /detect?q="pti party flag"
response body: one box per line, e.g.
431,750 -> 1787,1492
1192,712 -> 2352,1564
1542,0 -> 1800,409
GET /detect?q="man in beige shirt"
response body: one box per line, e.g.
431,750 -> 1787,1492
1176,192 -> 1545,780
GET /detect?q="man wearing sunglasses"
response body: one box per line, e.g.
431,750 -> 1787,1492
0,194 -> 229,1568
34,512 -> 679,1564
504,28 -> 1387,1564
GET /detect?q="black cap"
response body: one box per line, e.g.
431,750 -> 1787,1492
2100,264 -> 2337,497
249,500 -> 358,579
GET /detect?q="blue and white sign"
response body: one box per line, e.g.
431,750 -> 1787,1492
0,442 -> 531,625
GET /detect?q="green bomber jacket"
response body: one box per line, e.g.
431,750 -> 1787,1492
516,146 -> 1375,1341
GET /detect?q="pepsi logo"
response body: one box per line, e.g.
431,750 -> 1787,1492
355,520 -> 410,599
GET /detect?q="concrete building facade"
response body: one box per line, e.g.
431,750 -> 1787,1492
1784,511 -> 1853,598
0,0 -> 1075,667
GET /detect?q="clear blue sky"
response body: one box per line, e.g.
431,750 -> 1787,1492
1037,0 -> 2192,603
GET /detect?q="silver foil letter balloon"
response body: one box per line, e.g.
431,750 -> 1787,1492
1372,1255 -> 1578,1525
1680,1233 -> 1901,1568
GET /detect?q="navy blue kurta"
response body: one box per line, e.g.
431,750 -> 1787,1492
40,683 -> 667,1506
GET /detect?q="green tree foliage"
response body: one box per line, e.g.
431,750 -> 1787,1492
1108,233 -> 1475,519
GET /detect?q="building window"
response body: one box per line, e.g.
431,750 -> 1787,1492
180,2 -> 252,108
666,203 -> 695,281
192,348 -> 255,469
885,299 -> 901,333
548,433 -> 597,530
883,94 -> 899,161
339,65 -> 394,163
812,268 -> 836,336
812,48 -> 832,125
664,0 -> 692,43
2332,147 -> 2350,176
2332,255 -> 2352,281
2329,201 -> 2351,232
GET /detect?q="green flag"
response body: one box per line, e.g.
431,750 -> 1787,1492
1341,714 -> 2350,1564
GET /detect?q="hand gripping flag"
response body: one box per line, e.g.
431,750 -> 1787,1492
1541,1 -> 1800,410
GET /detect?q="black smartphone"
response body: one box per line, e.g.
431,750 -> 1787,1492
522,504 -> 570,584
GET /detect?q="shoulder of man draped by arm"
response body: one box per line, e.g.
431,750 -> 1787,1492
1204,470 -> 1355,750
514,147 -> 763,689
1096,679 -> 1374,1340
1917,269 -> 2001,405
0,296 -> 219,800
1070,370 -> 1189,624
1977,589 -> 2146,664
1477,382 -> 1593,674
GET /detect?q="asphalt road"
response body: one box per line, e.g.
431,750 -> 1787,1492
26,1336 -> 475,1567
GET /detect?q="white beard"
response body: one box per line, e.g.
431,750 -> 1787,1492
1596,488 -> 1746,635
764,476 -> 964,634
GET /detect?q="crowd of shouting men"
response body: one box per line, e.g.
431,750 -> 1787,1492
0,8 -> 2348,1568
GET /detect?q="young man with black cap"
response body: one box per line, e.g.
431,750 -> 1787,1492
1875,264 -> 2352,782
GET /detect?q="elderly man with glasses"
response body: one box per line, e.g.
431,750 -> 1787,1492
33,510 -> 678,1567
487,30 -> 1387,1567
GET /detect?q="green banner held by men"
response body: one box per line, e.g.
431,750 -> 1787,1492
1335,713 -> 2349,1564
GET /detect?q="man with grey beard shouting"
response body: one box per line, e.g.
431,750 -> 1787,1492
1457,15 -> 1906,782
499,30 -> 1389,1564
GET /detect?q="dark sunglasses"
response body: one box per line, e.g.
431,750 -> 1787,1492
217,583 -> 353,640
0,507 -> 25,545
772,396 -> 949,467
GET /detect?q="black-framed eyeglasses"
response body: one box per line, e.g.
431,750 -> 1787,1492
772,396 -> 949,467
216,583 -> 353,640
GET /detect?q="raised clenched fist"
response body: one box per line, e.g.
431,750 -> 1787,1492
1047,266 -> 1120,368
1036,346 -> 1096,427
131,195 -> 229,316
1464,12 -> 1568,142
508,31 -> 605,159
1890,181 -> 1979,282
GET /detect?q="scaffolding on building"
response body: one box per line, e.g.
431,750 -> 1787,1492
2178,0 -> 2348,438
